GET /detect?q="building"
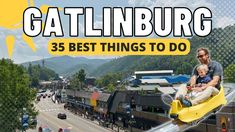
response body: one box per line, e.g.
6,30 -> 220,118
135,70 -> 173,80
109,91 -> 171,131
135,70 -> 173,85
66,90 -> 93,116
85,77 -> 96,87
64,83 -> 235,132
216,101 -> 235,132
66,90 -> 112,121
130,70 -> 189,87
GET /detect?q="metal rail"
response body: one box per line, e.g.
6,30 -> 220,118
147,120 -> 189,132
147,85 -> 235,132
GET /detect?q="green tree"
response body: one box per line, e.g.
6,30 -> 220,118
95,72 -> 123,88
70,73 -> 80,90
28,63 -> 32,76
0,59 -> 38,131
70,69 -> 86,90
78,69 -> 86,89
140,88 -> 145,95
224,64 -> 235,82
27,64 -> 59,87
119,85 -> 126,91
31,76 -> 39,87
106,83 -> 115,92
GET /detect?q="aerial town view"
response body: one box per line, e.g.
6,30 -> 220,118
0,0 -> 235,132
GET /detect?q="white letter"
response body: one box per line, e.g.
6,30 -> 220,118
43,8 -> 63,37
194,7 -> 212,36
154,8 -> 172,36
65,8 -> 84,37
23,7 -> 42,37
135,8 -> 152,36
113,8 -> 133,36
174,8 -> 192,37
85,8 -> 101,37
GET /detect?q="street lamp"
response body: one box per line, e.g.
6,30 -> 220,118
129,96 -> 136,132
129,115 -> 136,132
131,115 -> 134,119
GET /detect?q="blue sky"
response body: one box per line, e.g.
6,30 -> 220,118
0,0 -> 234,63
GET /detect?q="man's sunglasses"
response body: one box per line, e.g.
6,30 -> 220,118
197,55 -> 205,58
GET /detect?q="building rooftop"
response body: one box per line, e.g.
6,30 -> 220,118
135,70 -> 173,75
126,84 -> 183,94
66,89 -> 92,98
97,93 -> 111,102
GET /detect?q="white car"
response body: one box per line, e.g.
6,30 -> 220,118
38,126 -> 51,132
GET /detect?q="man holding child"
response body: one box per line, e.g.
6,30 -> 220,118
162,47 -> 223,107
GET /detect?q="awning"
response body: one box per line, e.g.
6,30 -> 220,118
77,102 -> 93,109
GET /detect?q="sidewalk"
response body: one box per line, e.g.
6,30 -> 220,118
67,110 -> 125,132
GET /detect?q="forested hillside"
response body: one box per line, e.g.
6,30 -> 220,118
27,64 -> 59,87
92,25 -> 235,78
22,56 -> 111,76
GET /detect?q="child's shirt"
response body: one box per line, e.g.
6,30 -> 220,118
187,75 -> 212,99
196,75 -> 212,84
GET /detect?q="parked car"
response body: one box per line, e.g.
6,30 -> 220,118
129,79 -> 141,87
30,117 -> 37,126
57,113 -> 67,119
38,126 -> 51,132
38,90 -> 46,93
58,128 -> 70,132
37,96 -> 41,101
64,104 -> 68,109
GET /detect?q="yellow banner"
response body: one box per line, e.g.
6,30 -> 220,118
48,38 -> 190,56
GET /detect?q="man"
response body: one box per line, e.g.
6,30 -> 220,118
162,47 -> 223,107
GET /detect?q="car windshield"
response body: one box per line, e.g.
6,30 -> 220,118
42,128 -> 51,132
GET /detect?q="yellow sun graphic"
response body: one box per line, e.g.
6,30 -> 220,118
0,0 -> 51,58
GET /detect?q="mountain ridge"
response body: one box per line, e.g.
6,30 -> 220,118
21,56 -> 112,76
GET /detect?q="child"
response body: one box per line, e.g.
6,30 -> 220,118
195,64 -> 212,85
187,64 -> 212,99
179,64 -> 215,106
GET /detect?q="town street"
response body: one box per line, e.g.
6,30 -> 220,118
29,95 -> 112,132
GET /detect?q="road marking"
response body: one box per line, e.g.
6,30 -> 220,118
39,108 -> 63,112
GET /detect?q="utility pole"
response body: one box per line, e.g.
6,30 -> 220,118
42,57 -> 45,67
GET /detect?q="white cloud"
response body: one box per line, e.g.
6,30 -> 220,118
12,36 -> 52,63
94,21 -> 102,29
216,16 -> 235,28
128,0 -> 154,7
129,0 -> 235,30
128,0 -> 214,10
79,23 -> 84,35
0,21 -> 108,64
0,27 -> 52,63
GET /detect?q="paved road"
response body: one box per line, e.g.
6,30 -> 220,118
29,94 -> 111,132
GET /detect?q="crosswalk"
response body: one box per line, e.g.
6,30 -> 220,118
36,98 -> 64,113
39,108 -> 64,112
